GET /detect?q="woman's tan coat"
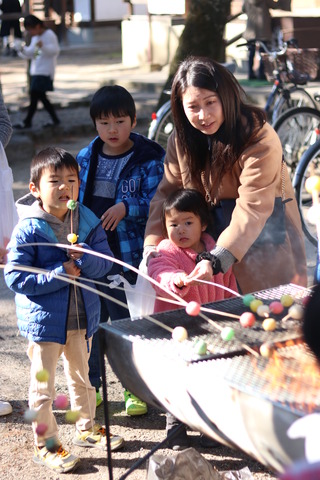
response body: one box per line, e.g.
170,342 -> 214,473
145,122 -> 307,294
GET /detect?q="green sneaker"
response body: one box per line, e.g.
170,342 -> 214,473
124,390 -> 148,416
33,445 -> 79,473
96,390 -> 103,407
73,424 -> 124,451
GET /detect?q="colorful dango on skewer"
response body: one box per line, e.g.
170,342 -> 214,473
67,198 -> 78,244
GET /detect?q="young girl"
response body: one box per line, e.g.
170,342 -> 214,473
148,188 -> 238,450
148,188 -> 238,312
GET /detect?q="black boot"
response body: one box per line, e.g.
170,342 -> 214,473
166,412 -> 189,451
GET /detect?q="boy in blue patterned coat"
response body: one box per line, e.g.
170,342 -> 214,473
76,85 -> 164,414
5,147 -> 124,474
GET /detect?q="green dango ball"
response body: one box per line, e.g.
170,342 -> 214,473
221,327 -> 235,341
243,294 -> 255,307
67,199 -> 77,210
194,339 -> 207,355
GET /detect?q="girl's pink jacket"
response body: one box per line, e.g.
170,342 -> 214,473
148,233 -> 238,313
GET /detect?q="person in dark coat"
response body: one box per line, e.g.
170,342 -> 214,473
0,0 -> 22,56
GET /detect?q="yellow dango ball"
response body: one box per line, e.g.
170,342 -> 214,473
67,233 -> 78,244
305,176 -> 320,193
65,410 -> 80,423
250,299 -> 263,313
36,369 -> 49,382
281,294 -> 294,307
262,318 -> 277,331
172,326 -> 188,342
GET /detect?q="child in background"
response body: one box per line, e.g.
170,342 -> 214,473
4,147 -> 124,474
16,15 -> 60,129
148,188 -> 238,450
77,85 -> 164,414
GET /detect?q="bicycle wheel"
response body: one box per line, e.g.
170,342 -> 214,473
273,106 -> 320,177
272,87 -> 317,124
148,100 -> 173,150
293,139 -> 320,246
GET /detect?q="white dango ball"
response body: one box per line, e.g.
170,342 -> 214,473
172,326 -> 188,342
307,205 -> 320,225
257,304 -> 270,317
288,304 -> 304,320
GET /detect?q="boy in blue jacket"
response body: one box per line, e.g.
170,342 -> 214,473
5,147 -> 124,474
77,85 -> 165,414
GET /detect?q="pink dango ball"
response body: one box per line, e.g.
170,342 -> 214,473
185,301 -> 201,316
269,301 -> 284,315
54,394 -> 69,410
36,422 -> 48,436
239,312 -> 256,328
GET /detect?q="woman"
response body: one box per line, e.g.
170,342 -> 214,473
144,56 -> 307,294
17,15 -> 60,129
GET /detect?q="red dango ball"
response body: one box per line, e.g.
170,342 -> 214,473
269,301 -> 284,315
185,301 -> 201,316
239,312 -> 256,328
36,423 -> 48,436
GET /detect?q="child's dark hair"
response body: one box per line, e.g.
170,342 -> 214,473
24,14 -> 44,29
90,85 -> 136,126
30,147 -> 79,187
161,188 -> 211,236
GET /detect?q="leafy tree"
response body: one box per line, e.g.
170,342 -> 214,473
158,0 -> 232,108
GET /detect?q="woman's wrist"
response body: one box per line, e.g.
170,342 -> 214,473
195,252 -> 222,275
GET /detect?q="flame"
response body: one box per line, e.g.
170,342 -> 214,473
252,340 -> 320,414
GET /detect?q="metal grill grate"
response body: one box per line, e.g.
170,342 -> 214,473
106,284 -> 311,363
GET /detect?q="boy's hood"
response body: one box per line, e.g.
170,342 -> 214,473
16,193 -> 61,226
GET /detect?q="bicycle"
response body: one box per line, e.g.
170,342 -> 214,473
148,40 -> 318,150
273,105 -> 320,178
293,138 -> 320,246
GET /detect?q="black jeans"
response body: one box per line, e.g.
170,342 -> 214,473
24,90 -> 59,126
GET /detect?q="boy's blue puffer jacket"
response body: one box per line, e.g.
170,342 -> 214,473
4,203 -> 114,345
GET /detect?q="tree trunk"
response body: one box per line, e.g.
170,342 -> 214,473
157,0 -> 232,109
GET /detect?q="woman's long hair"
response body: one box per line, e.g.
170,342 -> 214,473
171,56 -> 266,185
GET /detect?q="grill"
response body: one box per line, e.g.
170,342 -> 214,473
99,283 -> 317,474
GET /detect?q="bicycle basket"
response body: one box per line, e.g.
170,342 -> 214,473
261,48 -> 320,82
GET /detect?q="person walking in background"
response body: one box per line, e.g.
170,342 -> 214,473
16,14 -> 60,129
77,85 -> 164,415
0,90 -> 15,416
242,0 -> 277,80
4,147 -> 124,474
0,0 -> 23,57
144,56 -> 307,294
